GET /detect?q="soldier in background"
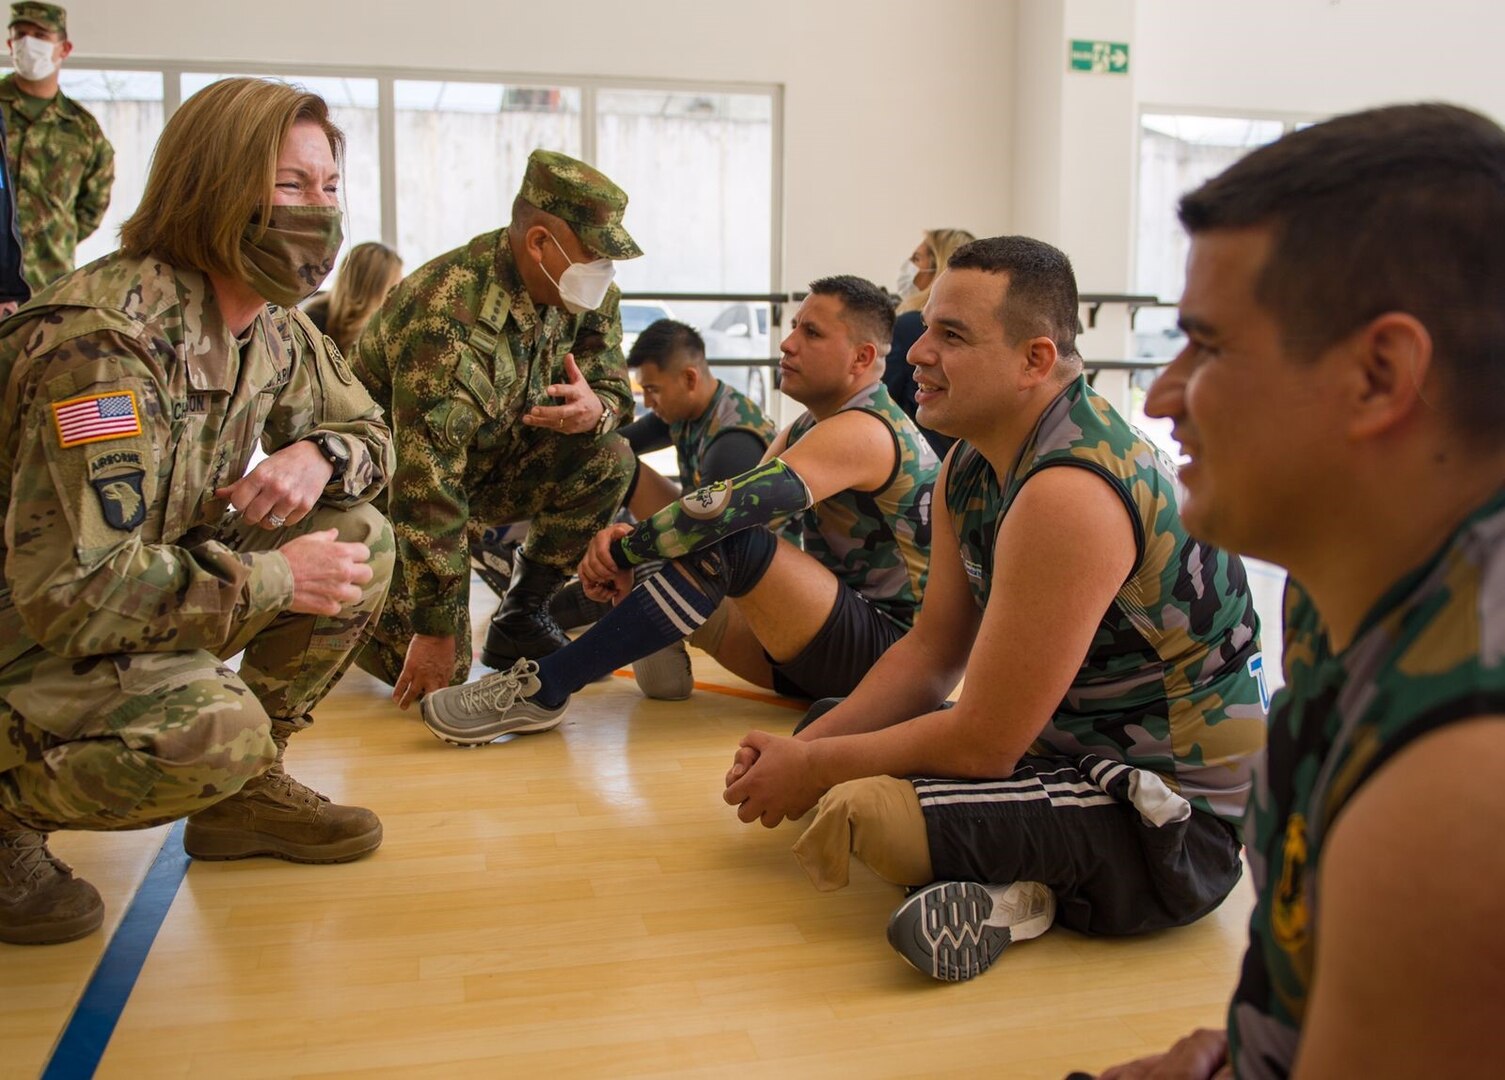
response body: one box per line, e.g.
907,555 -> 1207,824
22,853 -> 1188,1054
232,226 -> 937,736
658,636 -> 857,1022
0,77 -> 393,946
0,2 -> 113,289
609,317 -> 780,699
0,104 -> 27,315
722,237 -> 1267,984
353,150 -> 640,707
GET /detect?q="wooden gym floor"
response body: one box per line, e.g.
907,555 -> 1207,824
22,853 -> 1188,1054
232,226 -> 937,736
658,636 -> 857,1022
1,582 -> 1252,1079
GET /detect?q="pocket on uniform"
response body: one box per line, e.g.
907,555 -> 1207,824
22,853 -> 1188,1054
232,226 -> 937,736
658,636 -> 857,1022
424,396 -> 485,451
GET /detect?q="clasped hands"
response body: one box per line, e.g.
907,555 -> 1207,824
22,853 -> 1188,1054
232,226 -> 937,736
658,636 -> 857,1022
722,730 -> 825,827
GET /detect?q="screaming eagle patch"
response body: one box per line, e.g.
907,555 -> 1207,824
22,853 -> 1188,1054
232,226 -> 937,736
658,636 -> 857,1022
88,449 -> 147,531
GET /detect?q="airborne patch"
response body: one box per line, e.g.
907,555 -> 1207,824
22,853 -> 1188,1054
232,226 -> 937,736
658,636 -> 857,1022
90,469 -> 147,531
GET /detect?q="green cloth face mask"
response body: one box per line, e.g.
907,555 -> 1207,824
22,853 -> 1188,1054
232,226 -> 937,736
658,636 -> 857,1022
240,205 -> 344,307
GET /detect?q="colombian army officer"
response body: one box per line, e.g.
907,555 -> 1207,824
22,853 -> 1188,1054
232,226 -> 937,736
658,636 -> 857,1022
354,150 -> 641,709
0,77 -> 394,946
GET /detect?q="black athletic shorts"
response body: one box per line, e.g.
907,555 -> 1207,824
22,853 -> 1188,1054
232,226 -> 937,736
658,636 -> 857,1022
768,583 -> 909,700
914,753 -> 1244,937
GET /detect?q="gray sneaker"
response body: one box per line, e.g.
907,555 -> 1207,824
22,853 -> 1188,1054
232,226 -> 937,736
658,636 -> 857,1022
420,658 -> 568,747
886,880 -> 1055,981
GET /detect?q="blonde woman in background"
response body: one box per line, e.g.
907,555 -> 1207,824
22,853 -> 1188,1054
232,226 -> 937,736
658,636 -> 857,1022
895,228 -> 974,316
888,228 -> 975,454
305,241 -> 402,355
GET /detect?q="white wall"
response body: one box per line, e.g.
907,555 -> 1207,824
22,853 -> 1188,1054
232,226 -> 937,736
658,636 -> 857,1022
1136,0 -> 1505,122
61,0 -> 1017,293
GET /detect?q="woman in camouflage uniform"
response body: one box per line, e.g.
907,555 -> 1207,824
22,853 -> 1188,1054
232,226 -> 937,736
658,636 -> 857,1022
0,78 -> 394,946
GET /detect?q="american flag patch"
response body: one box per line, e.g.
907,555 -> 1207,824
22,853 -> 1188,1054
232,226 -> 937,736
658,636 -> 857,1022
51,391 -> 143,448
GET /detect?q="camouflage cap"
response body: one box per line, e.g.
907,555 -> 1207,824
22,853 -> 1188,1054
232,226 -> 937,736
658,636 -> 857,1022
9,2 -> 64,34
517,149 -> 642,260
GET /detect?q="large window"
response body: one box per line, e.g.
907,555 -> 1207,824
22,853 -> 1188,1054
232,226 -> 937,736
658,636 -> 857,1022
63,69 -> 164,269
595,90 -> 772,294
395,81 -> 581,270
57,62 -> 778,303
1135,112 -> 1297,685
1134,113 -> 1292,362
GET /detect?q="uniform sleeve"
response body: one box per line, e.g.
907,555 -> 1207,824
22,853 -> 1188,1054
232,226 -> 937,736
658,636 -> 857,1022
365,296 -> 475,637
73,124 -> 114,243
262,309 -> 392,507
1,325 -> 292,658
573,286 -> 633,423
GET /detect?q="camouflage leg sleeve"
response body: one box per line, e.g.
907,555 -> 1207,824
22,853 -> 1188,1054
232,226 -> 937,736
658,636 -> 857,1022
0,648 -> 277,832
223,503 -> 395,717
476,433 -> 633,572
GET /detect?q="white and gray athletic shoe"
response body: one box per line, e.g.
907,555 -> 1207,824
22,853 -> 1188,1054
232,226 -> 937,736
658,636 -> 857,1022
886,880 -> 1056,981
420,658 -> 568,747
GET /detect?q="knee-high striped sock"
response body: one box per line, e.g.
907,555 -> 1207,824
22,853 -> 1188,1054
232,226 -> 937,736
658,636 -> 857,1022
532,559 -> 725,707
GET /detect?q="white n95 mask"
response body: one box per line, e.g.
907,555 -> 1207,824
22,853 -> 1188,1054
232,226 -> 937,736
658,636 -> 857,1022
543,231 -> 616,314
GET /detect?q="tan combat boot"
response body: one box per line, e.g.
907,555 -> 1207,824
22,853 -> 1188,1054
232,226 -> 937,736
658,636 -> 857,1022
0,806 -> 104,945
183,719 -> 381,864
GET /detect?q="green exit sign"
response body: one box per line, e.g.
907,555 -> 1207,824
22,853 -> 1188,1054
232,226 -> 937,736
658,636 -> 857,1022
1069,39 -> 1130,74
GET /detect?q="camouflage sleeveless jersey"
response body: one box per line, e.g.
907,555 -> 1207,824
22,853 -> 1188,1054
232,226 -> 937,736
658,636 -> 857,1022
947,375 -> 1266,821
784,380 -> 938,626
1227,489 -> 1505,1078
670,380 -> 776,488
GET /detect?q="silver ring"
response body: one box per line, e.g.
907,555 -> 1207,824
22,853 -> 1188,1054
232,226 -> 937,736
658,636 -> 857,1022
266,514 -> 286,528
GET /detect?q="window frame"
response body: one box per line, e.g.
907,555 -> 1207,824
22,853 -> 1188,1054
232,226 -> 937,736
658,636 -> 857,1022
1132,103 -> 1319,304
65,56 -> 785,295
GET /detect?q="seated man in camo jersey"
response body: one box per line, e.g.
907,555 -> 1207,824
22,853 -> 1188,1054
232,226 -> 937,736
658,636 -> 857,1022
605,317 -> 780,697
419,275 -> 940,743
1099,104 -> 1505,1080
723,237 -> 1268,985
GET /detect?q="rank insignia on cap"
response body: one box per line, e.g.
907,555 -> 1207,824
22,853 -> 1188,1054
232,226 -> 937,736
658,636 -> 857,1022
52,390 -> 142,448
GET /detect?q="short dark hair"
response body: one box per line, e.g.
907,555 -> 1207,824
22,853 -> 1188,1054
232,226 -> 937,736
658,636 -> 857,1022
807,275 -> 895,350
1179,102 -> 1505,441
947,237 -> 1082,367
627,318 -> 706,371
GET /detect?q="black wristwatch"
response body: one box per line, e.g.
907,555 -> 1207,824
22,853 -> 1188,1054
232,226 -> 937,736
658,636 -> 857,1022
305,432 -> 350,482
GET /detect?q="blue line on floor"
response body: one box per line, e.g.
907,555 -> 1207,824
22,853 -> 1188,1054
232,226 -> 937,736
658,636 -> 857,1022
43,820 -> 190,1080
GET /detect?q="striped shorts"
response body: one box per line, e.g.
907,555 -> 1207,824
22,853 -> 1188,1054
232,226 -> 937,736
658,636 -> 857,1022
914,752 -> 1244,936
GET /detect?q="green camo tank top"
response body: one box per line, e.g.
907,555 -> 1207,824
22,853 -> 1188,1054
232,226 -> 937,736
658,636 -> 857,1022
947,375 -> 1266,821
785,381 -> 939,627
1228,488 -> 1505,1078
670,381 -> 776,489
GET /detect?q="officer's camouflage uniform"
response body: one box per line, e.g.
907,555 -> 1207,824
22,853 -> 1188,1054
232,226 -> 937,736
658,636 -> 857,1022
0,65 -> 114,289
784,381 -> 939,628
670,381 -> 777,489
0,251 -> 395,832
1227,490 -> 1505,1077
945,375 -> 1267,820
353,153 -> 640,687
